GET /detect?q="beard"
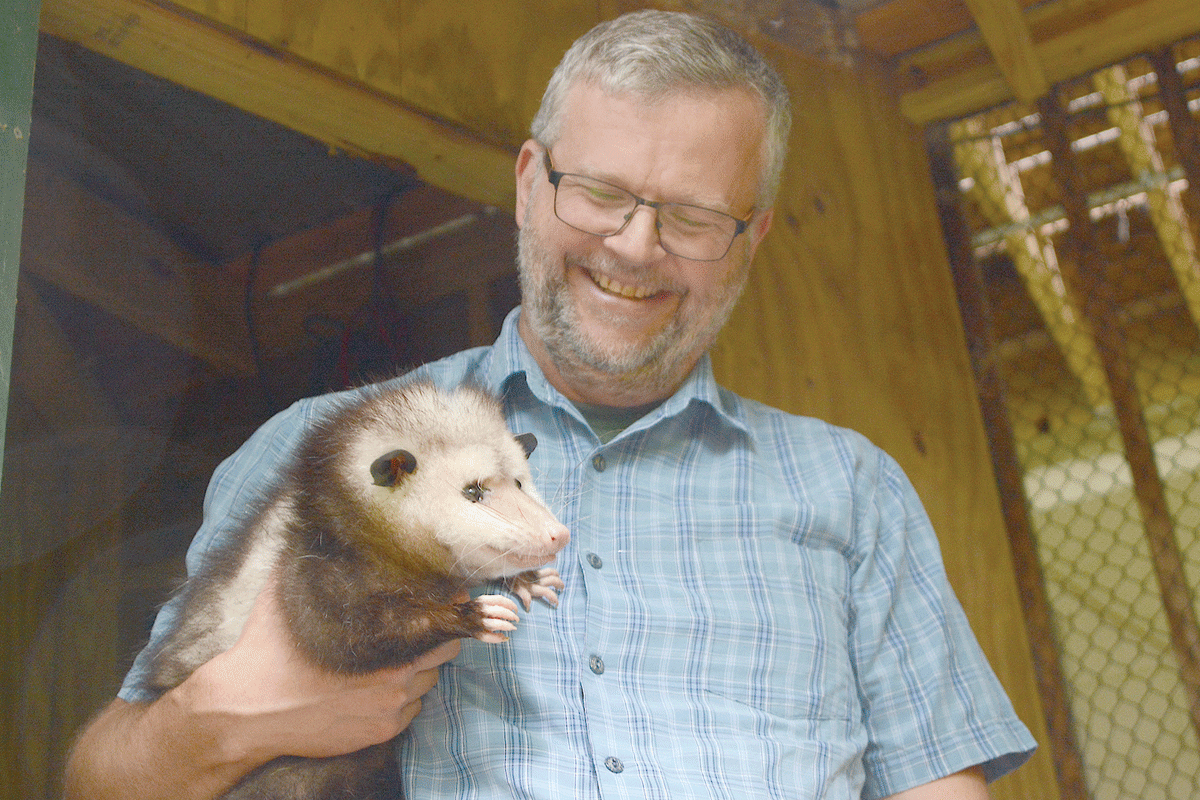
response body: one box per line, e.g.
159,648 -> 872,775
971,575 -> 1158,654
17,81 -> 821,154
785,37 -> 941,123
517,209 -> 750,399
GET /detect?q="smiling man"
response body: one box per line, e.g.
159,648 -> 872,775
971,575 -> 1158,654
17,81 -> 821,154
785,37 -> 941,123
515,83 -> 771,408
65,10 -> 1036,800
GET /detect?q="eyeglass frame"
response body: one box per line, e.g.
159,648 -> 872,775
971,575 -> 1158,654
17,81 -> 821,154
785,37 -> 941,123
541,150 -> 753,262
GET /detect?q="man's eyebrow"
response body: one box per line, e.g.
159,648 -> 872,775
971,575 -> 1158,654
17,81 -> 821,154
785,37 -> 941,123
572,164 -> 740,214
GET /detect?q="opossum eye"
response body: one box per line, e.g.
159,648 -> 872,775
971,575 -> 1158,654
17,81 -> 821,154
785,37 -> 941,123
514,479 -> 523,490
515,432 -> 538,458
463,482 -> 486,503
371,449 -> 418,487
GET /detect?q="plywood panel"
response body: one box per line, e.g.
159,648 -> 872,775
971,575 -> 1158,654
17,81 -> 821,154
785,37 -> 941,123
711,44 -> 1060,799
164,0 -> 593,148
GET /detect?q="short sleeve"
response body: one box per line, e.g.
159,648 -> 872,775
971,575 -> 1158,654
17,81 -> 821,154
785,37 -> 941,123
848,447 -> 1036,798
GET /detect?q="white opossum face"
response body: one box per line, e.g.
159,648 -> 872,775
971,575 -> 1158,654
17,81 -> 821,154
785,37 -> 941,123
363,426 -> 569,581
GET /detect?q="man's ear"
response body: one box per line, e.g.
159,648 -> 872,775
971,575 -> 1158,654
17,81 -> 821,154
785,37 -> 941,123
743,206 -> 774,262
750,207 -> 774,245
514,140 -> 542,229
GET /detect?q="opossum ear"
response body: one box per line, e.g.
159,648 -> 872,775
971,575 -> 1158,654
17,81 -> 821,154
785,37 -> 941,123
371,449 -> 418,487
515,432 -> 538,458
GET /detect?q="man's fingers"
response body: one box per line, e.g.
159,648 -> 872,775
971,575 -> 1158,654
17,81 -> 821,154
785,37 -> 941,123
409,639 -> 461,672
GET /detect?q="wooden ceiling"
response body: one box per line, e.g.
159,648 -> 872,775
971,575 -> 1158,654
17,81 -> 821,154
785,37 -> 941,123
38,0 -> 1200,209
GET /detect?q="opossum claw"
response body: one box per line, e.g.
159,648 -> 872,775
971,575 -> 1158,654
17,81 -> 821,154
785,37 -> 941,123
507,568 -> 565,610
474,594 -> 521,643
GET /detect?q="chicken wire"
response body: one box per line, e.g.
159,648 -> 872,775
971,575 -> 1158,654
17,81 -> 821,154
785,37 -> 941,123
946,39 -> 1200,800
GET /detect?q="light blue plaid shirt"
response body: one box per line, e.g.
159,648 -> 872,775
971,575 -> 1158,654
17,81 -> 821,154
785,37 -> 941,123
122,307 -> 1035,798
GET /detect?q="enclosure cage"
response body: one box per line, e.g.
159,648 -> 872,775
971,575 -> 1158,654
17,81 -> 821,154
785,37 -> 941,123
932,34 -> 1200,800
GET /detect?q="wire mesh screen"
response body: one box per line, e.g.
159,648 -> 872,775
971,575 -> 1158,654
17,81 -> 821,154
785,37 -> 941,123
943,38 -> 1200,800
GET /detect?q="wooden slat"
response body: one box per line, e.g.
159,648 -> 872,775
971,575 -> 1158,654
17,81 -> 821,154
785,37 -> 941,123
38,0 -> 520,209
900,0 -> 1200,123
961,0 -> 1048,103
1038,87 -> 1200,743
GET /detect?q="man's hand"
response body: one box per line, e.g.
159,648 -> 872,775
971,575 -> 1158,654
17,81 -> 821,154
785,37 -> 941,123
192,577 -> 461,763
64,580 -> 461,800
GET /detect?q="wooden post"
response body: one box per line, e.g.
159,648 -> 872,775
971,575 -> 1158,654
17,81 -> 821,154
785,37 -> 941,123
926,122 -> 1091,800
1037,87 -> 1200,742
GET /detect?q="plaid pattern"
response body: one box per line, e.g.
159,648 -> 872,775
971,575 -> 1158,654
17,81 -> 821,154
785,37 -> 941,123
123,308 -> 1034,798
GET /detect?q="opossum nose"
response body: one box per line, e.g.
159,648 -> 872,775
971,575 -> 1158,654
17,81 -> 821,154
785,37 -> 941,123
546,521 -> 570,548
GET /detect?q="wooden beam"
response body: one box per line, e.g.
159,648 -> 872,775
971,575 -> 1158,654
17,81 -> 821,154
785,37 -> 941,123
38,0 -> 520,209
19,160 -> 255,374
960,0 -> 1048,103
855,0 -> 977,59
234,196 -> 518,363
900,0 -> 1200,123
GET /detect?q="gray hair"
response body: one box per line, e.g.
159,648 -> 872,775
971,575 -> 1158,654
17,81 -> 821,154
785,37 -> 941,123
530,10 -> 792,206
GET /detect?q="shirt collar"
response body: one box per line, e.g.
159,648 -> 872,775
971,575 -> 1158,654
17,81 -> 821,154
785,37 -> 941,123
487,307 -> 749,438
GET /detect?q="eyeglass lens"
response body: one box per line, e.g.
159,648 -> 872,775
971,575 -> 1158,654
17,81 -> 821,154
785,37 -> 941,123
552,172 -> 742,261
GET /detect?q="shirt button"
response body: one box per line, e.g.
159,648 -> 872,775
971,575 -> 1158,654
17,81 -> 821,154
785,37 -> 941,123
589,655 -> 605,674
592,454 -> 606,472
586,552 -> 603,569
604,756 -> 624,774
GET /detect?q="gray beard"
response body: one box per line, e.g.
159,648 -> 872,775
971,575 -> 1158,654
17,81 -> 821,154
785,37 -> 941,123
516,217 -> 748,397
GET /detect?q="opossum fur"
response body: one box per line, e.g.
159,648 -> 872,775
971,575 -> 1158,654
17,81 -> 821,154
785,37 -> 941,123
142,381 -> 569,800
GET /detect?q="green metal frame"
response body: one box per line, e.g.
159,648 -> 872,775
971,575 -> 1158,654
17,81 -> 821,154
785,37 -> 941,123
1,0 -> 42,492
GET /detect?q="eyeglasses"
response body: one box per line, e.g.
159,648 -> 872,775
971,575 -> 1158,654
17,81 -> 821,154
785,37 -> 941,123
543,151 -> 752,262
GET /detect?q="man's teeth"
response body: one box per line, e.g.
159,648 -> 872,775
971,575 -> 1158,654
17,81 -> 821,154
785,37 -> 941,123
595,272 -> 653,299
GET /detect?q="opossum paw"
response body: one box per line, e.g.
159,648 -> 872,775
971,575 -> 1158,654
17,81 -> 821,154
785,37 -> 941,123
473,594 -> 520,643
508,568 -> 565,610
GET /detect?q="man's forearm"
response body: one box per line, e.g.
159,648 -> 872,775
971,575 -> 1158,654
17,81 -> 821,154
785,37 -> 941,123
883,766 -> 990,800
63,690 -> 262,800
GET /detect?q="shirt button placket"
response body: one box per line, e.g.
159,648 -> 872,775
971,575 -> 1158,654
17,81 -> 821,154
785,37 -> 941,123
582,447 -> 626,786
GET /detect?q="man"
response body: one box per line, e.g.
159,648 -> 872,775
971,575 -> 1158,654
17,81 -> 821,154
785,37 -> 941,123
65,10 -> 1035,799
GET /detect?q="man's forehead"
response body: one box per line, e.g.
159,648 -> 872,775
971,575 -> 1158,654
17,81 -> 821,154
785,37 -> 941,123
553,82 -> 766,208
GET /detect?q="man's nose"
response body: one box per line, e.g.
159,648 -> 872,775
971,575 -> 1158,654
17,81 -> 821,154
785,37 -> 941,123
603,204 -> 666,264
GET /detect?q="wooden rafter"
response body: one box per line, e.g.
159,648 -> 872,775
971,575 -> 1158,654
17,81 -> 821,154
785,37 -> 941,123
960,0 -> 1047,104
1146,47 -> 1200,224
951,117 -> 1109,405
927,122 -> 1091,800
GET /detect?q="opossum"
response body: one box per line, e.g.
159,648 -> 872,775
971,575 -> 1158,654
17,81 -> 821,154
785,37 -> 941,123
143,381 -> 570,799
